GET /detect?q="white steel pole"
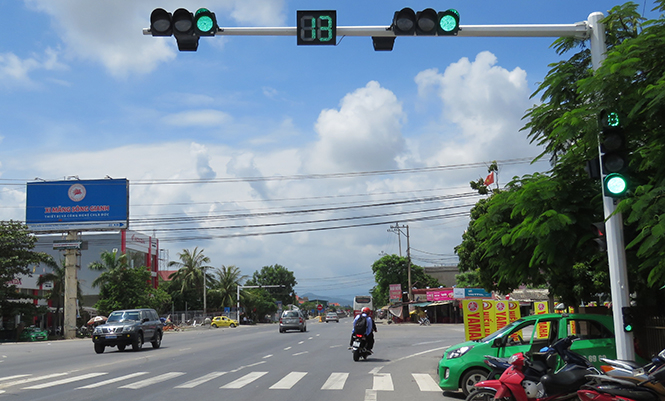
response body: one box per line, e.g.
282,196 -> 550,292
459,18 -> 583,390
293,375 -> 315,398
588,11 -> 634,361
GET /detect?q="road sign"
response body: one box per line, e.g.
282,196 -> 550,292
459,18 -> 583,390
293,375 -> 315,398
317,304 -> 323,311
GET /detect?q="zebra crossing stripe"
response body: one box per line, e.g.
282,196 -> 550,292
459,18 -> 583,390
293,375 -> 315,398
321,372 -> 348,390
76,372 -> 149,389
0,373 -> 68,389
22,373 -> 108,390
411,373 -> 441,392
0,375 -> 31,383
119,372 -> 185,389
372,373 -> 394,391
269,372 -> 307,389
220,371 -> 268,389
175,372 -> 227,388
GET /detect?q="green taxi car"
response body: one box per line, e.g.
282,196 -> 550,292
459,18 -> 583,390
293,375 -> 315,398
438,313 -> 639,395
19,327 -> 49,342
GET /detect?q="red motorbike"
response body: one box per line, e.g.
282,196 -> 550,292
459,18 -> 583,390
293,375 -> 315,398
578,357 -> 665,401
467,336 -> 598,401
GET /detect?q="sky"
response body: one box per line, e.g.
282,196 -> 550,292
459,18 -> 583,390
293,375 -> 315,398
1,0 -> 659,300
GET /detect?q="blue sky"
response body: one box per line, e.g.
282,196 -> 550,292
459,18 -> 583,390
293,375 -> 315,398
1,1 -> 659,300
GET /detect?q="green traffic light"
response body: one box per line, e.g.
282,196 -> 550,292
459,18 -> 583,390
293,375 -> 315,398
625,324 -> 633,332
439,15 -> 457,31
437,9 -> 460,35
604,173 -> 628,197
197,16 -> 213,32
194,8 -> 217,36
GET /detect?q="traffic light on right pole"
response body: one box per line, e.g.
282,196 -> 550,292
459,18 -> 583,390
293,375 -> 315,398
621,306 -> 634,332
599,110 -> 629,198
392,8 -> 460,36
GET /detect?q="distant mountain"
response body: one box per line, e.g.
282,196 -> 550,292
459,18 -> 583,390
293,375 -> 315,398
299,292 -> 353,307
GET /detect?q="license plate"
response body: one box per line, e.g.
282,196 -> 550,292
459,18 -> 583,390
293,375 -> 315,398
106,335 -> 117,339
353,341 -> 360,347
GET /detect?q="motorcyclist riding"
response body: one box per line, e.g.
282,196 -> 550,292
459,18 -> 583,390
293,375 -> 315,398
350,307 -> 376,353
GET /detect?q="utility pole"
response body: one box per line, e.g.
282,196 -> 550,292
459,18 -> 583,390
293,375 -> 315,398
63,230 -> 79,339
388,223 -> 412,301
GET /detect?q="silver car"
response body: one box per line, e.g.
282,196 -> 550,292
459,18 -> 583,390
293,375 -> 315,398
279,310 -> 306,333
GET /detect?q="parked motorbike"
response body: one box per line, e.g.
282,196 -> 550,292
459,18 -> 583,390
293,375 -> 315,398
351,333 -> 371,361
482,355 -> 512,381
579,350 -> 665,401
467,336 -> 598,401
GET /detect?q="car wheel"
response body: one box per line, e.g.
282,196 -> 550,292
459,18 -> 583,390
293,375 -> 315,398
460,369 -> 489,396
279,328 -> 284,333
117,344 -> 126,352
212,324 -> 218,328
151,331 -> 162,349
132,332 -> 144,352
230,323 -> 236,328
94,343 -> 105,354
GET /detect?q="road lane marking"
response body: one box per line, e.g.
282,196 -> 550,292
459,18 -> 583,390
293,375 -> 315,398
369,366 -> 383,375
269,372 -> 307,389
77,372 -> 149,389
283,346 -> 292,351
308,337 -> 313,340
263,354 -> 273,359
230,361 -> 266,373
0,375 -> 31,382
175,372 -> 227,388
298,341 -> 304,344
372,373 -> 393,391
23,373 -> 108,389
120,372 -> 185,389
321,372 -> 348,390
292,351 -> 309,356
365,389 -> 378,401
220,371 -> 268,389
412,373 -> 442,391
0,373 -> 68,389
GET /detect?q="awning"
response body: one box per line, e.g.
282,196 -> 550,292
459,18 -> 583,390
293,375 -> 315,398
412,302 -> 431,307
428,301 -> 452,307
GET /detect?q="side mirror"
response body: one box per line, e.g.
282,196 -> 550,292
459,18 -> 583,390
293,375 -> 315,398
142,318 -> 149,323
493,338 -> 504,348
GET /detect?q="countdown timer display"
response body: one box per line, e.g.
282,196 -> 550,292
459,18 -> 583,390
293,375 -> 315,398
297,10 -> 336,45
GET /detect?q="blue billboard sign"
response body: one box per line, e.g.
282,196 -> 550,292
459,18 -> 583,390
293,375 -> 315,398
26,179 -> 129,232
465,288 -> 492,298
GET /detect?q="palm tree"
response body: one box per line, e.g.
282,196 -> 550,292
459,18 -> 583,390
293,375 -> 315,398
213,265 -> 248,307
89,250 -> 128,289
168,247 -> 214,315
37,258 -> 83,335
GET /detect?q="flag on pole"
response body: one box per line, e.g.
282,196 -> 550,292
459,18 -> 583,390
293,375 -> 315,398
484,171 -> 494,186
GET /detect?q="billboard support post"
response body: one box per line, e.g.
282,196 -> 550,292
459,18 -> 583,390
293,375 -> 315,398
64,230 -> 79,339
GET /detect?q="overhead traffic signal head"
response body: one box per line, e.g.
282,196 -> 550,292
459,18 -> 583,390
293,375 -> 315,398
149,8 -> 218,51
392,8 -> 460,36
599,110 -> 629,198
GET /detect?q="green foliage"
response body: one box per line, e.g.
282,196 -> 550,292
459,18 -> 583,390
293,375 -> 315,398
370,254 -> 439,307
456,1 -> 665,306
166,247 -> 214,310
241,288 -> 278,322
208,265 -> 247,309
0,221 -> 53,321
245,264 -> 297,306
89,250 -> 170,315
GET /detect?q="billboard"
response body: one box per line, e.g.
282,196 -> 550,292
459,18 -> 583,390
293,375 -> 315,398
26,179 -> 129,232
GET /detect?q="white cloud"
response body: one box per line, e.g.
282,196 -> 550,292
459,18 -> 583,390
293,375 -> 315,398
305,81 -> 407,173
23,0 -> 287,79
0,48 -> 67,89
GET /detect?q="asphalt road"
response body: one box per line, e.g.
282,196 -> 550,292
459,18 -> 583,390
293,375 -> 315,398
0,318 -> 468,401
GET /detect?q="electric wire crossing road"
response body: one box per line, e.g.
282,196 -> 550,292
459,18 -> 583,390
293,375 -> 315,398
0,369 -> 441,394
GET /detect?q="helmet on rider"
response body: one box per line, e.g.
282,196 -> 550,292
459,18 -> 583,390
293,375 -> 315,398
362,307 -> 371,315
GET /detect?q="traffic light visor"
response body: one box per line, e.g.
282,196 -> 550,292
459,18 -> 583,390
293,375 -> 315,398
150,8 -> 172,36
393,8 -> 416,35
173,8 -> 194,34
416,8 -> 438,35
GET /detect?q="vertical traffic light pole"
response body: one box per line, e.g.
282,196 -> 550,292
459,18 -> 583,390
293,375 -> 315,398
588,12 -> 634,361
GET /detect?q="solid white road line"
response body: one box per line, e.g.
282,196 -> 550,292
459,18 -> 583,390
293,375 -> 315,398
412,373 -> 442,392
23,373 -> 108,390
175,372 -> 227,389
119,372 -> 185,389
220,371 -> 268,389
321,372 -> 348,390
372,373 -> 394,391
77,372 -> 149,389
269,372 -> 307,389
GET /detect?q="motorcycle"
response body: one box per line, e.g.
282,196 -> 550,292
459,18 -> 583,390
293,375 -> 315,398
467,336 -> 598,401
482,355 -> 512,381
351,333 -> 371,361
579,350 -> 665,401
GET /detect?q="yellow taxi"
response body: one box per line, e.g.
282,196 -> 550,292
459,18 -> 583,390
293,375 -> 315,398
211,316 -> 238,328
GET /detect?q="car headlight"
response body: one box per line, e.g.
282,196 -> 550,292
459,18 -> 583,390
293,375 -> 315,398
93,327 -> 102,334
123,325 -> 137,333
447,346 -> 473,359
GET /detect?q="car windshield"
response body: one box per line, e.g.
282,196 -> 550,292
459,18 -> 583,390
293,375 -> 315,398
107,311 -> 140,323
283,311 -> 299,318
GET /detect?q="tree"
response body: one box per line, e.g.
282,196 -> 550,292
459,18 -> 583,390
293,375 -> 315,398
167,247 -> 214,311
36,258 -> 83,334
245,264 -> 297,306
369,254 -> 439,307
0,221 -> 53,322
89,250 -> 170,315
208,265 -> 247,309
